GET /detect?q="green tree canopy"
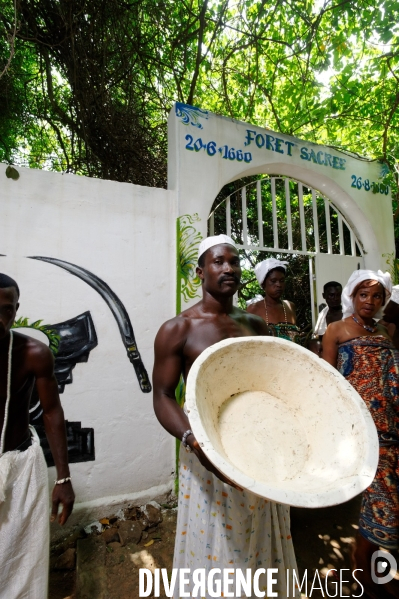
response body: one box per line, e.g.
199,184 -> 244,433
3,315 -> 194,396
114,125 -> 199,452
0,0 -> 398,206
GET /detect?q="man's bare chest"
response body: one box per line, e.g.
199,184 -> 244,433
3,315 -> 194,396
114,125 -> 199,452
183,318 -> 254,367
0,355 -> 34,404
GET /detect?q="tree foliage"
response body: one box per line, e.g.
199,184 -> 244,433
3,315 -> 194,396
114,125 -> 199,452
0,0 -> 398,201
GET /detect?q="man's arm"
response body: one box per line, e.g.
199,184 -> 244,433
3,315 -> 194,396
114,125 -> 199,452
31,343 -> 75,525
153,318 -> 192,439
153,318 -> 242,489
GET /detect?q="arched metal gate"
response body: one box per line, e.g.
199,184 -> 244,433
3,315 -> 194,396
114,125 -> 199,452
208,175 -> 364,326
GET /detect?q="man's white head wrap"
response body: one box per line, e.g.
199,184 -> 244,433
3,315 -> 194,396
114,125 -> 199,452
198,235 -> 237,262
341,269 -> 392,319
254,258 -> 289,286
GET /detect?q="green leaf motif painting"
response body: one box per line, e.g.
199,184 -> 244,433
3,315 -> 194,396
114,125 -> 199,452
177,213 -> 202,312
383,253 -> 399,286
12,317 -> 60,355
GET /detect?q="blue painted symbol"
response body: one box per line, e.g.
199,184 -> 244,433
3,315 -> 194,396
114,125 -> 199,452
175,103 -> 209,129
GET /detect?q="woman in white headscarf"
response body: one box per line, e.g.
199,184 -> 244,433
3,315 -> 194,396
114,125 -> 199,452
247,258 -> 302,343
323,269 -> 399,597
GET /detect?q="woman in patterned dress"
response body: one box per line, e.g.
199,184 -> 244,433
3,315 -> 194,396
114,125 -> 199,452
323,269 -> 399,598
247,258 -> 303,344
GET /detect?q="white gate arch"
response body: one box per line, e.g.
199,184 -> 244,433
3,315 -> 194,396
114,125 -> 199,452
207,174 -> 365,325
168,103 -> 393,314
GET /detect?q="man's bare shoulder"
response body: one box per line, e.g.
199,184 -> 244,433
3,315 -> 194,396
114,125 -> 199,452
157,300 -> 204,332
154,306 -> 202,352
232,306 -> 269,335
13,331 -> 54,370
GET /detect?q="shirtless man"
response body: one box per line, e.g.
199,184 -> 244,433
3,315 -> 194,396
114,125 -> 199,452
321,281 -> 343,324
309,281 -> 343,356
153,235 -> 300,598
0,273 -> 74,597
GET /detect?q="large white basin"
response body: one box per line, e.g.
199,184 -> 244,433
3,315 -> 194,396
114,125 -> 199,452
185,336 -> 379,508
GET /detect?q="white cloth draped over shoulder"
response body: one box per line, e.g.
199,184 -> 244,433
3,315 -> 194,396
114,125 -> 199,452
341,269 -> 392,319
313,306 -> 329,336
173,447 -> 300,598
0,426 -> 49,599
391,284 -> 399,305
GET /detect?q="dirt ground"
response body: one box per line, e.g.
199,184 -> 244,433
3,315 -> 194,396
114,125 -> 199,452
49,495 -> 363,599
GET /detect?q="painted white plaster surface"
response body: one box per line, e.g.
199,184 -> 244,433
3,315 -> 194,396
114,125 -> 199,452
168,104 -> 394,271
0,163 -> 177,511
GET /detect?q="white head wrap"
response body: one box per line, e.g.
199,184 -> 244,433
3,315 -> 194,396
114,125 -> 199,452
198,234 -> 237,262
341,269 -> 392,319
391,285 -> 399,305
254,258 -> 289,286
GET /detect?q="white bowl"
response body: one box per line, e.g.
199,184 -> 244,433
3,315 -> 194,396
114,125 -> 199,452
185,336 -> 379,508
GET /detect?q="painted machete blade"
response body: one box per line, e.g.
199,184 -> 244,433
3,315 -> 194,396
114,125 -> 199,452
28,256 -> 151,393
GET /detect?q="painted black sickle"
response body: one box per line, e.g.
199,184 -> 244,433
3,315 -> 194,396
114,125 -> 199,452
28,256 -> 151,393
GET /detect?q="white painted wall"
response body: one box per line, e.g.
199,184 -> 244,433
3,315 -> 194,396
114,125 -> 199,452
0,164 -> 177,518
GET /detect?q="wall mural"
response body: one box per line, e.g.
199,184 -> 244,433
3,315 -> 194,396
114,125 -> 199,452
49,311 -> 98,393
11,312 -> 97,466
1,254 -> 152,466
28,256 -> 151,393
176,213 -> 202,314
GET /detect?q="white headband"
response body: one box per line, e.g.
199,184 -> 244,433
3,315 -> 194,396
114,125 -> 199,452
341,269 -> 392,319
254,258 -> 289,286
198,235 -> 237,261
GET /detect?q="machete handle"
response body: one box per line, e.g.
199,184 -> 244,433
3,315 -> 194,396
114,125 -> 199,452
126,345 -> 152,393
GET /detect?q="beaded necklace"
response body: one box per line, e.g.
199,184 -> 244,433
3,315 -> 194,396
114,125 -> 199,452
264,297 -> 287,326
352,315 -> 377,334
0,331 -> 13,454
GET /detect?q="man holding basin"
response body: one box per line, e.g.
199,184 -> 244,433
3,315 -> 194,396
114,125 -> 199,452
152,234 -> 300,598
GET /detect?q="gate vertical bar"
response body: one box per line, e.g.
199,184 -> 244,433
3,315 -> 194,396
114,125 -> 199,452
298,182 -> 307,252
209,212 -> 215,236
324,199 -> 333,254
350,231 -> 356,256
226,196 -> 231,237
271,177 -> 279,249
256,180 -> 264,248
309,256 -> 317,329
338,213 -> 344,255
311,190 -> 320,253
242,186 -> 248,246
285,178 -> 293,250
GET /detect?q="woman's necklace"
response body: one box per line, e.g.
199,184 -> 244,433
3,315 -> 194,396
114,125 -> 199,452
352,314 -> 377,334
264,297 -> 287,326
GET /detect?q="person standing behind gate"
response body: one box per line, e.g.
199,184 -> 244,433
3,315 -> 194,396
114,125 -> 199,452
323,269 -> 399,598
308,281 -> 343,357
247,258 -> 303,344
